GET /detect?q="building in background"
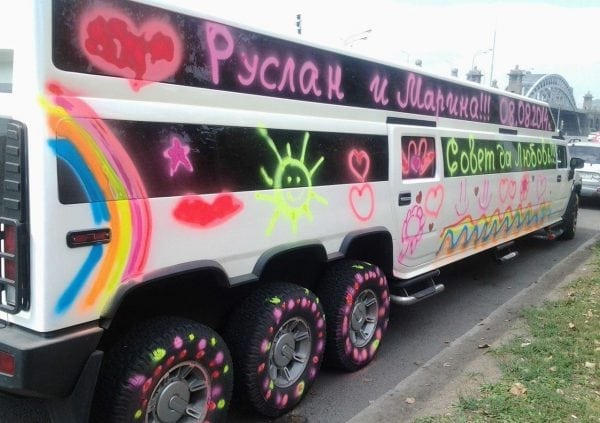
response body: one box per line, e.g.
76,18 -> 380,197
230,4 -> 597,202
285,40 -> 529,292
583,93 -> 600,136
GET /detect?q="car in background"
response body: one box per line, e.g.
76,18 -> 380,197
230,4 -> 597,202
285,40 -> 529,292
568,141 -> 600,201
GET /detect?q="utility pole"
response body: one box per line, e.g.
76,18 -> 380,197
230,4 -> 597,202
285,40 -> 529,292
489,28 -> 496,87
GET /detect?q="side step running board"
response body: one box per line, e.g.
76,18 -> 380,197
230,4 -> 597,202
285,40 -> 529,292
389,269 -> 445,306
494,240 -> 519,264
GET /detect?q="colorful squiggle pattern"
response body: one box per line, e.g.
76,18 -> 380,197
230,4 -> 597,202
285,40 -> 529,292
438,202 -> 552,254
43,83 -> 152,314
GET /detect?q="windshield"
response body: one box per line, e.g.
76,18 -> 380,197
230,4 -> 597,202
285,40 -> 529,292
0,49 -> 13,93
568,145 -> 600,165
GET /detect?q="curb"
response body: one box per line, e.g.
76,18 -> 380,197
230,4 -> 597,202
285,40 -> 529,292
348,234 -> 600,423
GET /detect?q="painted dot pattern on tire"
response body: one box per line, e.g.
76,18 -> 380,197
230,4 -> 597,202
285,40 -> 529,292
343,264 -> 389,366
256,290 -> 325,409
127,331 -> 231,422
318,260 -> 390,372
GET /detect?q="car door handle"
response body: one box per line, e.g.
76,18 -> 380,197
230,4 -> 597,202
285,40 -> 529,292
557,175 -> 562,182
398,192 -> 412,206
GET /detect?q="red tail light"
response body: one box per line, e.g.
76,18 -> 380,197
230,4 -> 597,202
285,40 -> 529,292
0,350 -> 15,376
3,224 -> 16,255
3,224 -> 16,281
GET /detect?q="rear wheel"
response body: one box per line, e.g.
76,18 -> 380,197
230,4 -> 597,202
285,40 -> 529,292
317,260 -> 390,372
91,317 -> 233,423
225,283 -> 325,417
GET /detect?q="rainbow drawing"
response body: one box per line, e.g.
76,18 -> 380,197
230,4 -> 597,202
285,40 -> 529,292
438,202 -> 552,255
43,83 -> 152,314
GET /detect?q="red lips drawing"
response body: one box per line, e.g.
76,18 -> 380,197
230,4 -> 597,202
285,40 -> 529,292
173,194 -> 244,228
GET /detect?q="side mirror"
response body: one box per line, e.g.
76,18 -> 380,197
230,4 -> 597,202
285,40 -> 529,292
569,157 -> 585,169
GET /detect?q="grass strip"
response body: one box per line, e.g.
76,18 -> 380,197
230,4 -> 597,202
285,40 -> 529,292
417,247 -> 600,423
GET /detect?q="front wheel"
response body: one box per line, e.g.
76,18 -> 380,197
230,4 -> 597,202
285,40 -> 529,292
91,317 -> 233,423
317,260 -> 390,372
560,191 -> 579,240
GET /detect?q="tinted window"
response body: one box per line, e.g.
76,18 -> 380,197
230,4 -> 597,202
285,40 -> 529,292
401,136 -> 436,179
441,137 -> 557,177
51,0 -> 555,131
54,120 -> 389,204
556,145 -> 567,168
0,49 -> 13,93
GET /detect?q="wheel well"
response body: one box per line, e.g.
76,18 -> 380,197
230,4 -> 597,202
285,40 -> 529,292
254,243 -> 328,291
97,245 -> 328,352
98,268 -> 244,352
340,228 -> 394,276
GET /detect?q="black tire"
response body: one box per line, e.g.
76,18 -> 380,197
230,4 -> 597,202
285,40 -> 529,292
91,317 -> 233,423
317,260 -> 390,372
224,283 -> 325,417
560,192 -> 579,240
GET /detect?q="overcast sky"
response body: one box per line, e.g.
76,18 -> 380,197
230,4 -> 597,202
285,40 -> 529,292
199,0 -> 600,108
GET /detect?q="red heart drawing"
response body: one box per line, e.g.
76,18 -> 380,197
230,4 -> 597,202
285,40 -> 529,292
424,185 -> 444,217
520,174 -> 530,201
349,184 -> 375,221
173,194 -> 243,228
416,191 -> 423,204
79,7 -> 183,91
348,149 -> 370,182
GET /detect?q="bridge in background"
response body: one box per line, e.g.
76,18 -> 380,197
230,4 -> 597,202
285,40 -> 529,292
522,73 -> 583,135
506,67 -> 589,136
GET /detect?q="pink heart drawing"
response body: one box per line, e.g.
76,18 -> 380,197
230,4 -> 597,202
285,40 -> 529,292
349,184 -> 375,221
536,175 -> 547,202
424,185 -> 444,218
498,178 -> 517,203
79,7 -> 183,91
348,149 -> 370,183
402,138 -> 435,177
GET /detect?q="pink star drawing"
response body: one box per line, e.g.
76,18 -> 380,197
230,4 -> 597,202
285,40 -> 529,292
163,136 -> 193,176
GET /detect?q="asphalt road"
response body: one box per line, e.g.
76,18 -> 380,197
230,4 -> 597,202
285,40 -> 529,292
1,202 -> 598,423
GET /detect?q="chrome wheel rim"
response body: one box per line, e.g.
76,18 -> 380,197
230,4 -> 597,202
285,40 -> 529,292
350,289 -> 378,348
269,317 -> 311,388
146,361 -> 210,423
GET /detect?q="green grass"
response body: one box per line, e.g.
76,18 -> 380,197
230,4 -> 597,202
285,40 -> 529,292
416,247 -> 600,423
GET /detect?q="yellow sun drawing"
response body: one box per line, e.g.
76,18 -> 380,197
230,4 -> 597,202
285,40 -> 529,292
256,127 -> 328,235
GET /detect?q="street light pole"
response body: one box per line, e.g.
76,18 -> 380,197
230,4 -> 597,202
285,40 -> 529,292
489,29 -> 496,87
471,48 -> 492,70
343,29 -> 372,47
343,28 -> 373,47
